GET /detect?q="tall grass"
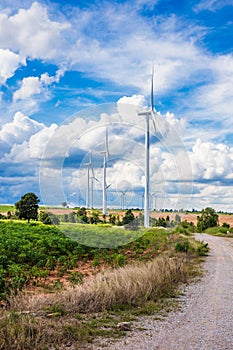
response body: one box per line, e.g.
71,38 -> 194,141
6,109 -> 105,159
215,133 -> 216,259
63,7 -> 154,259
1,251 -> 199,349
17,254 -> 189,314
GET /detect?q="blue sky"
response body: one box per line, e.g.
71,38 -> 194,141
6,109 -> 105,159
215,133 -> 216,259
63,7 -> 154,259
0,0 -> 232,211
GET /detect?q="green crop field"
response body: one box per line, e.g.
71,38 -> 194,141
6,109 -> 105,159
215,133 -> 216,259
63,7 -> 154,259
0,218 -> 209,301
60,223 -> 146,248
0,205 -> 15,213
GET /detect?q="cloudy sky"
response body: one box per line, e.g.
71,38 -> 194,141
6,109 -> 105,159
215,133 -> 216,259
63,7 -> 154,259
0,0 -> 232,212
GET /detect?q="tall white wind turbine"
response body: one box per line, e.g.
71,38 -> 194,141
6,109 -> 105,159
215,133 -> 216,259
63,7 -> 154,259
101,126 -> 109,215
138,69 -> 155,228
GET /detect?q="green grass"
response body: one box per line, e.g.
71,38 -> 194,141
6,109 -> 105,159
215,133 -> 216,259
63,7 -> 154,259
60,222 -> 146,248
0,205 -> 15,213
204,226 -> 233,236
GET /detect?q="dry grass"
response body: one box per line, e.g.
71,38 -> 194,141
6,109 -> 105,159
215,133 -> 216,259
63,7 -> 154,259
14,253 -> 190,314
0,311 -> 95,350
0,253 -> 197,349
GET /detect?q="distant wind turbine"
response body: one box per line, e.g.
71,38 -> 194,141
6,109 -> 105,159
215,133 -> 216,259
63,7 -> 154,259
138,68 -> 155,227
84,155 -> 92,209
120,190 -> 127,210
90,153 -> 99,209
100,126 -> 109,215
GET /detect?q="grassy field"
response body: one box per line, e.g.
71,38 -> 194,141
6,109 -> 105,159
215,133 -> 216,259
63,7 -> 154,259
60,222 -> 146,247
0,205 -> 15,213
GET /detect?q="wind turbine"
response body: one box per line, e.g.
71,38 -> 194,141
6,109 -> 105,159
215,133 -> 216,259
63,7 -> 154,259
120,190 -> 127,210
100,126 -> 109,215
138,68 -> 155,227
84,155 -> 92,209
90,153 -> 99,209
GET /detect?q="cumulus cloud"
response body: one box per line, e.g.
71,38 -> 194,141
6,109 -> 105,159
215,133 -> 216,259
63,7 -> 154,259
13,68 -> 65,101
191,183 -> 233,211
0,111 -> 44,145
0,2 -> 70,89
0,105 -> 232,209
0,111 -> 58,166
0,48 -> 26,83
190,138 -> 233,181
13,76 -> 41,101
0,2 -> 70,59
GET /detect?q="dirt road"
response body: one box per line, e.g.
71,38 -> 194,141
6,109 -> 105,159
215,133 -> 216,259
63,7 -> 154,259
94,234 -> 233,350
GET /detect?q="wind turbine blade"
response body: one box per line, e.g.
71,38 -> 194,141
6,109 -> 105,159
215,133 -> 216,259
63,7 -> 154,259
90,159 -> 95,179
152,112 -> 156,134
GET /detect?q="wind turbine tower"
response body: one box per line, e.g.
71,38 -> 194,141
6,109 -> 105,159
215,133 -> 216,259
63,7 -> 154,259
90,153 -> 99,208
120,190 -> 127,209
138,69 -> 155,228
84,155 -> 92,209
101,126 -> 109,215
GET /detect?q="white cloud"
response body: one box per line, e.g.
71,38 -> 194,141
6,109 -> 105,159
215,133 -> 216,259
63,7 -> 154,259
0,48 -> 26,83
0,111 -> 44,145
0,2 -> 70,59
191,183 -> 233,212
13,69 -> 65,101
13,76 -> 41,101
0,111 -> 58,168
1,104 -> 233,210
190,138 -> 233,181
194,0 -> 233,12
0,2 -> 70,87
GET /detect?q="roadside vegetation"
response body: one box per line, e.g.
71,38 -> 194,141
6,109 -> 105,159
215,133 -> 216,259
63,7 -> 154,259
0,195 -> 231,349
0,219 -> 209,349
196,207 -> 233,236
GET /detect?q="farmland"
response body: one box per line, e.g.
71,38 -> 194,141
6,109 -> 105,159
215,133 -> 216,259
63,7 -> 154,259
0,217 -> 207,300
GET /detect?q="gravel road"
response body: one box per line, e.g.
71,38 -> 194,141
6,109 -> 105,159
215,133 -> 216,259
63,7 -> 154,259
90,234 -> 233,350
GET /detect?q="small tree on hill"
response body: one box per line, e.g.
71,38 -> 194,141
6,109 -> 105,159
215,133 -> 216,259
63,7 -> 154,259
15,192 -> 40,223
122,209 -> 135,225
76,207 -> 89,223
197,207 -> 219,232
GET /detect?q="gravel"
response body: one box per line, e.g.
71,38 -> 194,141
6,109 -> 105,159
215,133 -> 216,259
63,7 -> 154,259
88,234 -> 233,350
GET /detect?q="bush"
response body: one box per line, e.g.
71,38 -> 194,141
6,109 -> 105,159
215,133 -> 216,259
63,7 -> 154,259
174,221 -> 196,235
175,241 -> 189,253
197,207 -> 219,232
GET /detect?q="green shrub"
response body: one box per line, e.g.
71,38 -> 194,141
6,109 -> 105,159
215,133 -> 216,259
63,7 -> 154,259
112,253 -> 127,267
175,241 -> 189,253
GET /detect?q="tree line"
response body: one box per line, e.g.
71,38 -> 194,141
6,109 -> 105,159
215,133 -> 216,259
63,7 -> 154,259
0,192 -> 231,232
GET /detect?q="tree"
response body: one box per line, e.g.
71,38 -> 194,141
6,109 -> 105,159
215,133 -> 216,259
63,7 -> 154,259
122,209 -> 135,225
39,211 -> 52,225
197,207 -> 219,232
15,193 -> 40,223
39,211 -> 60,225
68,211 -> 76,223
76,207 -> 89,223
